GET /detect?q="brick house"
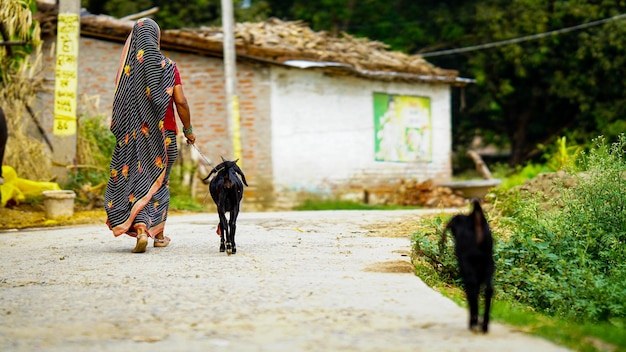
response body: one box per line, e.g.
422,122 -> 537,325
36,4 -> 469,210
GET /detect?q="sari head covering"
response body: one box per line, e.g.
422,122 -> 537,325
105,18 -> 177,237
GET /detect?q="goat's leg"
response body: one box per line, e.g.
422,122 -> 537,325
482,280 -> 494,333
224,209 -> 240,255
218,211 -> 228,252
464,280 -> 480,332
223,211 -> 233,255
217,222 -> 226,252
229,206 -> 240,254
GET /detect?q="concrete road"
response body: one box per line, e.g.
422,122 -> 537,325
0,210 -> 569,351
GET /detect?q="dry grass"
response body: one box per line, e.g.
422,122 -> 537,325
1,8 -> 52,181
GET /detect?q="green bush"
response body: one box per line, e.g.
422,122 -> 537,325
67,115 -> 204,211
168,162 -> 205,211
412,134 -> 626,322
411,214 -> 459,284
66,115 -> 116,192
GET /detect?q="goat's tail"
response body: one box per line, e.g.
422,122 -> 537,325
472,198 -> 485,244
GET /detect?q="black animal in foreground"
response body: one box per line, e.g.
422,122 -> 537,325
203,157 -> 248,255
443,198 -> 494,333
0,105 -> 7,189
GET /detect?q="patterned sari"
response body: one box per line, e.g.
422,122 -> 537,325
105,18 -> 177,238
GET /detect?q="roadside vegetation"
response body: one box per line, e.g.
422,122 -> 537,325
412,135 -> 626,351
67,112 -> 205,212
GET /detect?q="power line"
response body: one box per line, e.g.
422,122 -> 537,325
420,12 -> 626,57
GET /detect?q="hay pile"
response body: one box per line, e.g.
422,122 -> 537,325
1,49 -> 54,182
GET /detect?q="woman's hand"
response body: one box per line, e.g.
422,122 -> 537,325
185,132 -> 196,145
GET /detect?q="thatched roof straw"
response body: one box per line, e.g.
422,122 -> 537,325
36,1 -> 467,85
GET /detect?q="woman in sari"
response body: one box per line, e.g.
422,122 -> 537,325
105,18 -> 195,253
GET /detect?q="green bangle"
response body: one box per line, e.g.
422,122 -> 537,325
183,126 -> 193,135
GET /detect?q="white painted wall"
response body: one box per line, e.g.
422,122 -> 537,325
270,66 -> 452,194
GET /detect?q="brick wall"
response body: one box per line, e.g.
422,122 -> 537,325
37,35 -> 453,210
38,36 -> 274,210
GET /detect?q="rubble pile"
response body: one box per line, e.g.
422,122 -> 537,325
367,179 -> 467,208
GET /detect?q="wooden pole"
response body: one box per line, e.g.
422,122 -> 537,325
466,150 -> 493,180
120,7 -> 160,21
221,0 -> 242,162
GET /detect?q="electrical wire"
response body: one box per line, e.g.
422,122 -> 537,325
420,12 -> 626,57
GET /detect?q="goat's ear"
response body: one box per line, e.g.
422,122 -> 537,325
203,167 -> 217,181
234,165 -> 248,186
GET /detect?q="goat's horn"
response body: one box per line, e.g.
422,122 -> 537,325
221,156 -> 226,162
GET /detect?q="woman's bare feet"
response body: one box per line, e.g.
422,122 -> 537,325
132,230 -> 148,253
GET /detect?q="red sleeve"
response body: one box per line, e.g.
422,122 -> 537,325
174,65 -> 182,86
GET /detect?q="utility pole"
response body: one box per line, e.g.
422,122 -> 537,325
52,0 -> 80,182
221,0 -> 242,162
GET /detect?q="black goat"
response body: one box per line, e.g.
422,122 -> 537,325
0,106 -> 7,188
202,157 -> 248,255
442,198 -> 494,333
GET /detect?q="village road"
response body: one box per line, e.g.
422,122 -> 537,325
0,209 -> 569,352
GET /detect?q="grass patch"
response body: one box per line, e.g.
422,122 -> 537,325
170,194 -> 205,212
411,257 -> 626,351
411,135 -> 626,351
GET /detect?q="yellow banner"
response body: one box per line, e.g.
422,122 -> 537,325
53,13 -> 79,136
231,95 -> 242,163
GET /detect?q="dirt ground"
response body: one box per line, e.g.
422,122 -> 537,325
0,210 -> 569,351
0,203 -> 105,229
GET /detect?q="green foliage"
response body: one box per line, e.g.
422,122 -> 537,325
491,136 -> 583,189
82,0 -> 271,29
493,162 -> 551,189
411,214 -> 459,284
413,219 -> 626,350
413,134 -> 626,322
67,115 -> 204,212
540,136 -> 582,172
169,192 -> 205,211
490,299 -> 626,352
167,162 -> 205,211
66,115 -> 115,190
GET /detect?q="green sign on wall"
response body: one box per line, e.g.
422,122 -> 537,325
373,92 -> 432,163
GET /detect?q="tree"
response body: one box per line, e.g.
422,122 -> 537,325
450,0 -> 626,165
80,0 -> 626,167
81,0 -> 271,29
